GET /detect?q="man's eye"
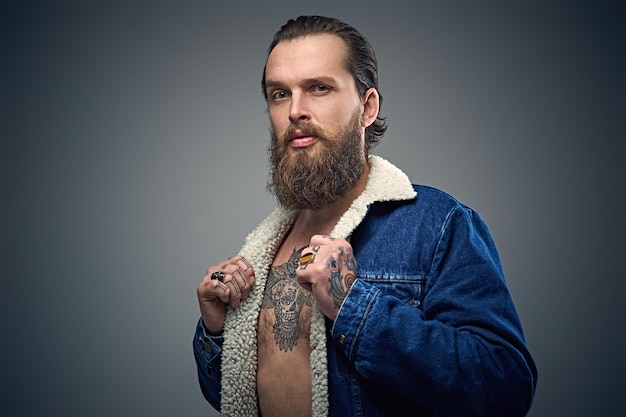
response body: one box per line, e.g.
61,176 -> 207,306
272,91 -> 287,100
315,85 -> 329,92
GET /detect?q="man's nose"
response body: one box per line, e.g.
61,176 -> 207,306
289,93 -> 311,123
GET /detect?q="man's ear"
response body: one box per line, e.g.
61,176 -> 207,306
361,88 -> 380,128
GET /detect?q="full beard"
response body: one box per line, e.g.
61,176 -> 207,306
267,113 -> 366,211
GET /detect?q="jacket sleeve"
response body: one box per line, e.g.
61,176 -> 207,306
331,205 -> 537,417
192,318 -> 223,411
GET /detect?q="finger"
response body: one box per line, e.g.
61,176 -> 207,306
297,280 -> 313,292
309,234 -> 331,246
220,271 -> 242,295
203,266 -> 240,299
198,273 -> 231,304
221,275 -> 243,307
298,251 -> 316,267
202,267 -> 226,285
204,267 -> 240,306
221,265 -> 248,300
233,268 -> 254,299
232,257 -> 257,292
295,263 -> 313,290
233,256 -> 256,286
231,255 -> 253,273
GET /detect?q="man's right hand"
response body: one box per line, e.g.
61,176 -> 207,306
197,255 -> 255,334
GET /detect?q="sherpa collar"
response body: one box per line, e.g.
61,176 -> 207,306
219,155 -> 416,417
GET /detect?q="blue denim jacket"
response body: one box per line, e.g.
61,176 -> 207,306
194,158 -> 537,417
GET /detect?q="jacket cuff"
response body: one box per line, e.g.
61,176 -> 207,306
193,318 -> 224,364
330,279 -> 379,360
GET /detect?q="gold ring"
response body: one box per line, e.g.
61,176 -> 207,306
299,253 -> 315,265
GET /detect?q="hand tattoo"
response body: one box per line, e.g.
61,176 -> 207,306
328,247 -> 357,309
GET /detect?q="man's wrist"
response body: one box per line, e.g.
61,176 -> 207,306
201,319 -> 224,337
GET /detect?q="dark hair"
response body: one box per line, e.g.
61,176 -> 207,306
262,15 -> 387,151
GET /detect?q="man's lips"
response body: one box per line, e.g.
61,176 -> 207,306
290,130 -> 318,148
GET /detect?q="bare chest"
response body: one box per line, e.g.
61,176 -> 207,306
257,247 -> 315,416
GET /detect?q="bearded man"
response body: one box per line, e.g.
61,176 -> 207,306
193,15 -> 537,417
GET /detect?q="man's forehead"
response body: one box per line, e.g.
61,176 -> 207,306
265,34 -> 349,78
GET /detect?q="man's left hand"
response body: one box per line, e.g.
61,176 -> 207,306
296,235 -> 357,320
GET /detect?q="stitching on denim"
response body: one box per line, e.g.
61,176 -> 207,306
431,205 -> 462,272
348,287 -> 380,359
359,275 -> 426,283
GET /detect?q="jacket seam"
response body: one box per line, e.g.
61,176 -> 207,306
348,287 -> 380,359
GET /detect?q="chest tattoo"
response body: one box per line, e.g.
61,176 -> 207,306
261,248 -> 314,351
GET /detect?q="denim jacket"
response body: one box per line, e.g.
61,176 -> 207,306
193,155 -> 537,417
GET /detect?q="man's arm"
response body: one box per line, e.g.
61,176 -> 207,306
193,255 -> 256,410
332,206 -> 537,417
193,319 -> 223,411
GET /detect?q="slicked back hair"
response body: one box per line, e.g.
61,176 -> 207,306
262,15 -> 387,152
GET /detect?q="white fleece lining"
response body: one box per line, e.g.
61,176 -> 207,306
219,155 -> 416,417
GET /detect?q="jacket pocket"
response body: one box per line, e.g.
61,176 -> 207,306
357,273 -> 427,308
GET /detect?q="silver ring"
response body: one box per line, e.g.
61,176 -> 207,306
211,271 -> 226,282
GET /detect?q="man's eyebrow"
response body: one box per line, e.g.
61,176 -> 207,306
265,76 -> 338,91
301,76 -> 337,86
264,80 -> 285,91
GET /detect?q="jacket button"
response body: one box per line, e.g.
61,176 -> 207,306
339,335 -> 346,344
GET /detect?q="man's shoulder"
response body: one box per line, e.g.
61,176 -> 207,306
409,184 -> 468,211
364,184 -> 466,228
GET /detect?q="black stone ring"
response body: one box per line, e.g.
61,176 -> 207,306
211,271 -> 226,282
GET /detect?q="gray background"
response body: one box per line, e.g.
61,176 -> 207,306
4,1 -> 624,416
